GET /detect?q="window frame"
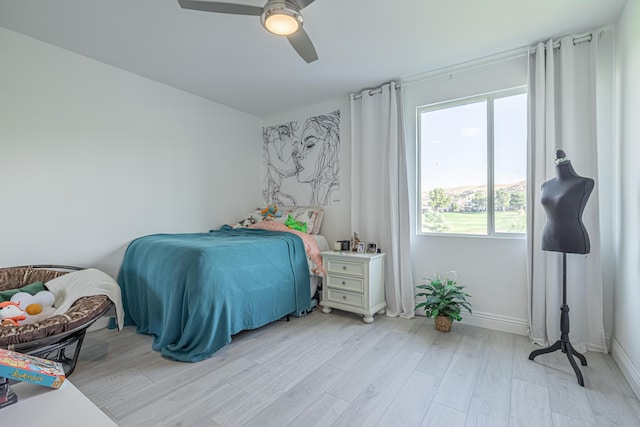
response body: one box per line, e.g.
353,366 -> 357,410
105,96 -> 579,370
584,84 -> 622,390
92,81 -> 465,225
416,86 -> 528,238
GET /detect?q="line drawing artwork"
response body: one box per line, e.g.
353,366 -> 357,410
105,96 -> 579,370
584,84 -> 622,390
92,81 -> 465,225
263,110 -> 340,206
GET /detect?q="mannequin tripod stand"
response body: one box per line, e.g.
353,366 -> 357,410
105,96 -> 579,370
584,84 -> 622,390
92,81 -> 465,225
529,253 -> 587,386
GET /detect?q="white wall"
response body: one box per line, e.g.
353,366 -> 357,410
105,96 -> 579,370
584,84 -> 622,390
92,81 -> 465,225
613,0 -> 640,399
0,27 -> 263,278
263,98 -> 351,247
403,55 -> 530,334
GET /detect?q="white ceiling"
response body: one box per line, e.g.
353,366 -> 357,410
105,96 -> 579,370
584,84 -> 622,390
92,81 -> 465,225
0,0 -> 626,118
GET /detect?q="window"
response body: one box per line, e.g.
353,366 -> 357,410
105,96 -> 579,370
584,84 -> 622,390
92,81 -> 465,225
418,88 -> 527,236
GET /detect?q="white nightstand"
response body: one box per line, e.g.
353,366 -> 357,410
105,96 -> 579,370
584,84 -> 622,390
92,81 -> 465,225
320,251 -> 386,323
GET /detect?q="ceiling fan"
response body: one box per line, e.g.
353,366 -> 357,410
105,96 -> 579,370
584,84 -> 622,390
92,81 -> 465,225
178,0 -> 318,63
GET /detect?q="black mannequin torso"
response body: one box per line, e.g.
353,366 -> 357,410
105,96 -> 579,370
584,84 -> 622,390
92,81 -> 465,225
541,151 -> 594,254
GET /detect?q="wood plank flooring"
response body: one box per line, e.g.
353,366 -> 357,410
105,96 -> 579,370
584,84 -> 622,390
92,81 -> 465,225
70,310 -> 640,426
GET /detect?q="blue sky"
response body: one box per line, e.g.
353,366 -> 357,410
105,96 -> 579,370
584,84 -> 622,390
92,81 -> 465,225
420,93 -> 527,191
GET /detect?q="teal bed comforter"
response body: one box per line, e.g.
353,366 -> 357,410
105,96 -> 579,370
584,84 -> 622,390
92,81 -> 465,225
117,226 -> 311,362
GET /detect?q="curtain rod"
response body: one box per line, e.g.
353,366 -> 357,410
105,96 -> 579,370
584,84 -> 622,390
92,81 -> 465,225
533,33 -> 593,52
351,83 -> 401,100
401,27 -> 608,89
354,31 -> 596,96
567,33 -> 593,46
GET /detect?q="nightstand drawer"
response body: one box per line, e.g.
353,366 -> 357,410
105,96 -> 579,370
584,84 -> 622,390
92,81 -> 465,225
326,259 -> 365,276
326,289 -> 364,307
326,274 -> 364,293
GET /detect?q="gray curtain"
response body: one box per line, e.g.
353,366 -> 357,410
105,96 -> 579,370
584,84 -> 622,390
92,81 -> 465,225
350,82 -> 414,318
527,36 -> 607,353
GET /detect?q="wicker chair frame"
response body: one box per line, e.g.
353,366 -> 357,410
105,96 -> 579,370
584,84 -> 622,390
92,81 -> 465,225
0,265 -> 113,376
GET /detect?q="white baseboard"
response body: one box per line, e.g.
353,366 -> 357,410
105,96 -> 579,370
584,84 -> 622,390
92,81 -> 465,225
460,310 -> 529,336
611,336 -> 640,400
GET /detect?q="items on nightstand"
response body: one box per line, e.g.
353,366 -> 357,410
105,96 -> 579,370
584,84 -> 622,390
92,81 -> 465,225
0,376 -> 18,409
0,390 -> 18,409
320,251 -> 386,323
350,232 -> 360,252
0,349 -> 66,389
0,389 -> 18,409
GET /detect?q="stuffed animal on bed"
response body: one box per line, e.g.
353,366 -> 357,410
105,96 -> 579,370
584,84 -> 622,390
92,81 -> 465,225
261,204 -> 282,220
234,217 -> 257,228
10,290 -> 56,325
285,214 -> 307,233
0,301 -> 26,326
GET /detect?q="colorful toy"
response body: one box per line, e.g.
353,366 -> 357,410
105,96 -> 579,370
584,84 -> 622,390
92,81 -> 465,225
285,214 -> 307,233
0,301 -> 26,327
260,204 -> 282,219
10,290 -> 56,325
0,349 -> 66,388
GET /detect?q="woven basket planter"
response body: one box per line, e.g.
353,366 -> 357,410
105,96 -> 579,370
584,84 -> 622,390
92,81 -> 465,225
434,315 -> 452,332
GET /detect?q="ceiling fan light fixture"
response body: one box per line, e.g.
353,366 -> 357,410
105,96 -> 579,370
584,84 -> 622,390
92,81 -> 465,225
261,2 -> 303,36
178,0 -> 317,62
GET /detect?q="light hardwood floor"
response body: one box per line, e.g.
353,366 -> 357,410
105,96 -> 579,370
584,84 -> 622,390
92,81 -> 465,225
71,310 -> 640,427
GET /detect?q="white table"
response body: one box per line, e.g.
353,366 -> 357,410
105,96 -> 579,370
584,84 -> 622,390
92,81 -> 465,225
2,380 -> 116,426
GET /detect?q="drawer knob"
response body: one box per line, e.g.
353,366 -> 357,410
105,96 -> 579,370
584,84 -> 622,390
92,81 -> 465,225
342,266 -> 347,270
342,281 -> 346,285
343,295 -> 347,300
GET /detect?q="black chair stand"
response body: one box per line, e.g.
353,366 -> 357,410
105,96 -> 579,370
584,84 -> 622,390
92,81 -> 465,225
529,253 -> 587,386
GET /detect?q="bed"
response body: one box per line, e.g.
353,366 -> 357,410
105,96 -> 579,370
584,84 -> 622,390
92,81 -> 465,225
118,224 -> 324,362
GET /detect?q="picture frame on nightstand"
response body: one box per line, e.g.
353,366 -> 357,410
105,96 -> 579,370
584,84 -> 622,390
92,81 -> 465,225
367,243 -> 378,253
356,242 -> 366,253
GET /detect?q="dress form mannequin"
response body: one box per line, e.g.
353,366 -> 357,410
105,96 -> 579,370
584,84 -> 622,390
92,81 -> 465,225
540,150 -> 594,254
529,149 -> 593,386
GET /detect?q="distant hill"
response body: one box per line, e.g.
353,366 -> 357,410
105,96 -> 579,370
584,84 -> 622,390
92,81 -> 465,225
423,180 -> 526,198
421,181 -> 526,212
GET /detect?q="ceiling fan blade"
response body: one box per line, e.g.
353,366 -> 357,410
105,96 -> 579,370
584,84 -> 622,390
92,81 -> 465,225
287,28 -> 318,63
178,0 -> 262,16
291,0 -> 316,9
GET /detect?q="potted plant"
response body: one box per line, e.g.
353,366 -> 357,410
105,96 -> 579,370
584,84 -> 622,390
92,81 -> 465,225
414,271 -> 472,332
